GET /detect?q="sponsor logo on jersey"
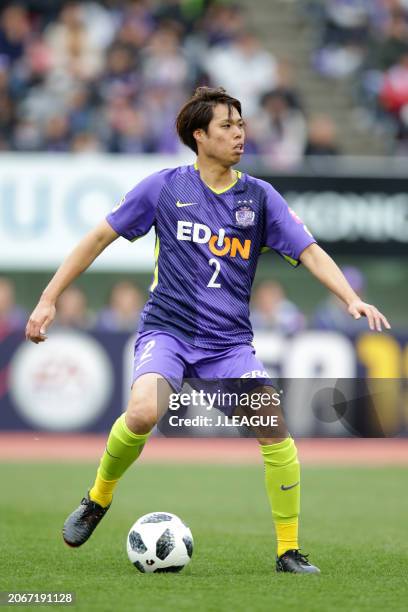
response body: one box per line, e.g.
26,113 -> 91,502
177,221 -> 251,259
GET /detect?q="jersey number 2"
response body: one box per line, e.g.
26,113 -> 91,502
207,258 -> 221,288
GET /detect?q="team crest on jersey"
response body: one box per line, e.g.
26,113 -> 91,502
235,205 -> 255,227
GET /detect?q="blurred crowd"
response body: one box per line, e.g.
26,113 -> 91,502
308,0 -> 408,154
0,268 -> 368,340
3,1 -> 407,160
0,0 -> 342,167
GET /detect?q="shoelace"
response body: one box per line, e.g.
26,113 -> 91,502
80,498 -> 105,519
293,550 -> 310,564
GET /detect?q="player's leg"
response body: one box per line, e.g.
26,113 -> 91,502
63,331 -> 185,547
244,385 -> 320,574
235,388 -> 301,557
62,373 -> 172,547
195,345 -> 319,573
89,373 -> 171,508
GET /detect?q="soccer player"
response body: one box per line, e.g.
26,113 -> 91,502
26,87 -> 390,574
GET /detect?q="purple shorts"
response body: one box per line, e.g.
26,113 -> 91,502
133,330 -> 271,392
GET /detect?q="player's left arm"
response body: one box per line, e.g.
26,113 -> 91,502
300,243 -> 391,332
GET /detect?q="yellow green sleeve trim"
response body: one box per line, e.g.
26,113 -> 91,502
260,245 -> 299,266
150,235 -> 160,292
282,254 -> 299,267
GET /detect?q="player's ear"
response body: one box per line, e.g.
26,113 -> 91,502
193,128 -> 205,145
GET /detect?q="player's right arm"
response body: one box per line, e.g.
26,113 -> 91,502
26,169 -> 164,344
26,220 -> 119,344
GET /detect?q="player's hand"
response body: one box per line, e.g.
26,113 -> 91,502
348,299 -> 391,332
25,299 -> 56,344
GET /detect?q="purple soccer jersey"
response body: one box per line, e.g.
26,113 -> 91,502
106,164 -> 315,348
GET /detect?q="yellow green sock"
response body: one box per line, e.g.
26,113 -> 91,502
89,413 -> 150,507
89,472 -> 118,508
275,521 -> 299,558
260,437 -> 300,557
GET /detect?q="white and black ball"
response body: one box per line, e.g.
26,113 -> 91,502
126,512 -> 193,573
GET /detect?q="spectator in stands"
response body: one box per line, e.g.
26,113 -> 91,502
368,0 -> 408,39
95,281 -> 143,332
0,0 -> 322,158
314,40 -> 365,79
0,5 -> 30,65
0,86 -> 14,148
200,3 -> 246,47
379,52 -> 408,115
12,118 -> 43,151
106,102 -> 154,153
0,276 -> 27,339
251,280 -> 305,335
70,131 -> 102,152
322,0 -> 371,47
115,2 -> 154,52
81,1 -> 116,51
358,12 -> 408,120
66,86 -> 96,135
378,51 -> 408,151
274,58 -> 305,112
313,0 -> 370,78
203,31 -> 278,117
43,115 -> 70,152
55,285 -> 91,329
141,24 -> 190,90
304,115 -> 341,156
312,266 -> 368,333
251,90 -> 307,168
306,0 -> 408,154
97,44 -> 140,103
139,84 -> 185,153
368,13 -> 408,72
44,2 -> 104,82
153,0 -> 203,35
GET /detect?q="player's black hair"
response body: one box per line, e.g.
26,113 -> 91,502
176,87 -> 242,154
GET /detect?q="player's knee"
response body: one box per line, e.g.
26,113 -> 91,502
126,407 -> 157,435
125,395 -> 157,434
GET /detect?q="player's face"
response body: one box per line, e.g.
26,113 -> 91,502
195,104 -> 245,165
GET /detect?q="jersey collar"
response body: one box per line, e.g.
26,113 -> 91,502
191,162 -> 247,195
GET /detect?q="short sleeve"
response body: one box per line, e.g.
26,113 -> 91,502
106,171 -> 166,241
261,181 -> 316,266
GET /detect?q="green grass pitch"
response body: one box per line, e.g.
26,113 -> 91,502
1,462 -> 407,611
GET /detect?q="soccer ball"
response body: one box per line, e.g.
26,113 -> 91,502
126,512 -> 193,573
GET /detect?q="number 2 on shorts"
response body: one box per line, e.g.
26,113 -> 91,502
140,340 -> 155,362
